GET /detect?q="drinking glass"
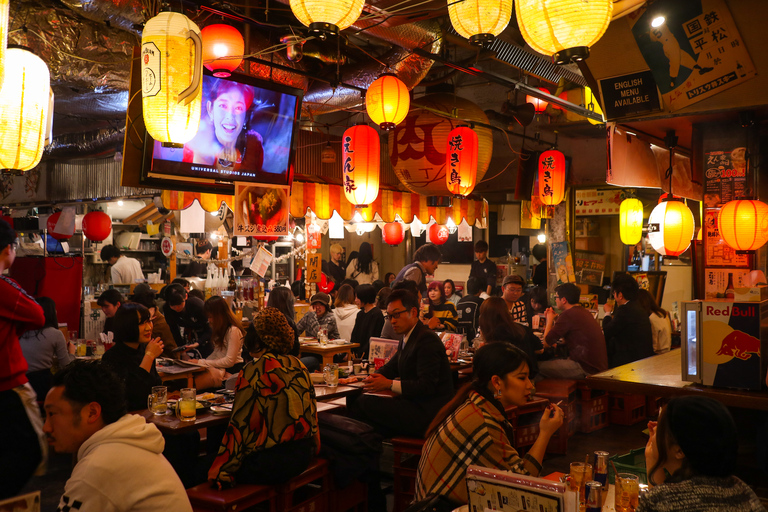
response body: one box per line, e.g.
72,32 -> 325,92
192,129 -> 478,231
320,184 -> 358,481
616,473 -> 640,512
147,386 -> 168,415
176,387 -> 196,422
568,462 -> 593,511
75,340 -> 87,357
323,364 -> 339,387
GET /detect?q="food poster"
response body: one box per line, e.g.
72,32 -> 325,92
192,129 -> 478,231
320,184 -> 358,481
704,148 -> 751,208
234,182 -> 289,237
574,251 -> 605,286
629,0 -> 755,112
701,300 -> 764,390
703,209 -> 749,267
704,268 -> 750,299
550,241 -> 576,284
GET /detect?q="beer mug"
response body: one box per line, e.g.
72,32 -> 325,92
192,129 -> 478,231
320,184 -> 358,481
323,364 -> 339,387
147,386 -> 168,416
176,387 -> 196,422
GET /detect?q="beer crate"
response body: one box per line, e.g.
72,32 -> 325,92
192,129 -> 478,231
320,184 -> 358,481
577,382 -> 607,401
506,397 -> 549,453
578,394 -> 609,433
646,396 -> 663,419
533,379 -> 580,454
609,447 -> 648,485
608,392 -> 646,426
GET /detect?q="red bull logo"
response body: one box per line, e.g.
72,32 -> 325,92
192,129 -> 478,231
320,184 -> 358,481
716,330 -> 761,360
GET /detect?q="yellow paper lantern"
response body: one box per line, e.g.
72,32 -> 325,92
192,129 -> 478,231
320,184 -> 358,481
342,125 -> 380,207
648,198 -> 694,257
0,48 -> 50,171
448,0 -> 513,46
366,74 -> 410,131
289,0 -> 365,37
515,0 -> 613,64
141,12 -> 203,145
0,0 -> 8,84
718,200 -> 768,252
619,198 -> 644,245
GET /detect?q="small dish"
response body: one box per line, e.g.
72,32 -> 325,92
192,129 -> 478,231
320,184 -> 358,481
210,405 -> 232,415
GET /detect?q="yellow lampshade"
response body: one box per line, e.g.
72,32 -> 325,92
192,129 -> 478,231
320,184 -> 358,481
141,12 -> 203,145
366,74 -> 410,131
648,199 -> 694,257
0,0 -> 8,84
619,198 -> 644,245
0,48 -> 50,171
290,0 -> 365,37
515,0 -> 613,64
448,0 -> 512,46
342,125 -> 380,207
718,200 -> 768,252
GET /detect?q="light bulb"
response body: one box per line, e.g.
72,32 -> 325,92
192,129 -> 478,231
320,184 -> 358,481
651,16 -> 665,27
353,211 -> 364,223
210,233 -> 218,240
296,233 -> 305,243
537,233 -> 547,243
117,200 -> 124,206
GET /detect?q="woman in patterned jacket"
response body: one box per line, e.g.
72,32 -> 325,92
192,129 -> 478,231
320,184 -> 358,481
415,343 -> 563,505
208,307 -> 318,487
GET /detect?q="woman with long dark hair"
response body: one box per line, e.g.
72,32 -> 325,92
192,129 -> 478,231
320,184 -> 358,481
423,281 -> 458,331
346,242 -> 379,285
189,296 -> 244,390
350,284 -> 385,359
415,343 -> 563,505
478,297 -> 541,375
636,288 -> 672,354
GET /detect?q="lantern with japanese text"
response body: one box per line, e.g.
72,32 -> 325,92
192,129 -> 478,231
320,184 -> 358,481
82,211 -> 112,242
648,198 -> 694,257
538,149 -> 566,206
201,24 -> 244,77
366,74 -> 410,131
448,0 -> 512,46
428,223 -> 450,245
307,222 -> 322,249
718,200 -> 768,252
526,87 -> 550,114
342,124 -> 380,207
383,222 -> 405,246
445,126 -> 479,197
47,212 -> 72,240
389,94 -> 492,196
289,0 -> 365,37
619,198 -> 643,245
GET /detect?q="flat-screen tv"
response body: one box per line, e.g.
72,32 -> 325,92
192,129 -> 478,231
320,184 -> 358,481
140,70 -> 302,194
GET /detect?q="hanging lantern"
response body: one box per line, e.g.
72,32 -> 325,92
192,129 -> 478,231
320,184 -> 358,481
47,212 -> 72,241
538,149 -> 566,206
142,12 -> 203,145
342,125 -> 380,207
82,211 -> 112,242
648,198 -> 695,257
366,74 -> 410,131
448,0 -> 513,46
515,0 -> 613,64
526,87 -> 550,114
718,200 -> 768,253
383,222 -> 405,246
551,91 -> 570,111
428,223 -> 450,245
289,0 -> 365,37
201,24 -> 244,78
445,126 -> 479,197
321,142 -> 336,163
0,47 -> 50,171
619,198 -> 644,245
307,222 -> 322,250
0,0 -> 8,84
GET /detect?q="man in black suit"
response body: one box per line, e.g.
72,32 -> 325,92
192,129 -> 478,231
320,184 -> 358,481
350,289 -> 454,438
602,273 -> 654,368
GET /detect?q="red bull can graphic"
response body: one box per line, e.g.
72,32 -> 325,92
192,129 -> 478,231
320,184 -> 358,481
585,481 -> 602,512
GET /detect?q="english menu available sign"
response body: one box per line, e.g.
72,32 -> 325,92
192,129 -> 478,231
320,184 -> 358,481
599,70 -> 661,119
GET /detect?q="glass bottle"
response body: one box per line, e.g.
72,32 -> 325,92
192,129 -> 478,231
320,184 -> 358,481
725,273 -> 735,299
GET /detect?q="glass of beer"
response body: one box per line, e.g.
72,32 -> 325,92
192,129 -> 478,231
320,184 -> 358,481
147,385 -> 168,416
616,473 -> 640,512
176,387 -> 196,422
569,462 -> 593,511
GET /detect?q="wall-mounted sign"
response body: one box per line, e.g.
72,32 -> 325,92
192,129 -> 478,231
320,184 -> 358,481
575,188 -> 625,216
599,70 -> 662,119
161,237 -> 173,257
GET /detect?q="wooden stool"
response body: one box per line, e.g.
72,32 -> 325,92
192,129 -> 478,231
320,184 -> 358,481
186,483 -> 277,512
330,478 -> 368,512
276,458 -> 331,512
392,437 -> 426,512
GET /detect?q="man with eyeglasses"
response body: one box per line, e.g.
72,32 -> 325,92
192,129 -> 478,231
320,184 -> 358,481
539,283 -> 607,379
0,219 -> 47,498
350,289 -> 454,438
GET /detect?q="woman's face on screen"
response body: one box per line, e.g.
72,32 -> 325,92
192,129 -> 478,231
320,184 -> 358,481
208,88 -> 247,146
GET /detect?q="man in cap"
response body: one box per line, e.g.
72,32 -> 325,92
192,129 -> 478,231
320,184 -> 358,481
502,274 -> 528,325
296,292 -> 340,340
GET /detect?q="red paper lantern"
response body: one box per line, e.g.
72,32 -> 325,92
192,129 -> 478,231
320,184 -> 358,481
445,126 -> 479,197
538,149 -> 566,206
82,211 -> 112,242
342,124 -> 380,207
47,212 -> 71,240
201,24 -> 244,78
383,222 -> 405,246
526,87 -> 550,114
718,200 -> 768,252
550,91 -> 570,111
428,223 -> 450,245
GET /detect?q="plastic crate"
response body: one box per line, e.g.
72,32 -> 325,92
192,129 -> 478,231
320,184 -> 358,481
578,394 -> 609,433
577,382 -> 607,401
534,379 -> 580,404
506,397 -> 548,450
608,448 -> 648,485
609,392 -> 647,426
646,396 -> 662,419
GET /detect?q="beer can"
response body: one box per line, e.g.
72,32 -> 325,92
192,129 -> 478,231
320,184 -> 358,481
593,451 -> 609,486
585,480 -> 602,512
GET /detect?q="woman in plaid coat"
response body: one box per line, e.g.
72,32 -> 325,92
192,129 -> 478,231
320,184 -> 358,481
415,344 -> 563,505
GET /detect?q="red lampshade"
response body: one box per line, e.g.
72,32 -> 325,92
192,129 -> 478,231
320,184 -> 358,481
201,24 -> 244,78
342,124 -> 380,207
445,126 -> 478,197
718,200 -> 768,252
383,222 -> 405,246
47,212 -> 71,240
538,149 -> 566,206
82,211 -> 112,242
550,91 -> 570,111
428,223 -> 450,245
526,87 -> 550,114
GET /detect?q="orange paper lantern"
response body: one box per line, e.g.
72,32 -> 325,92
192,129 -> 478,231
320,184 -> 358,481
366,74 -> 410,131
342,124 -> 380,207
445,126 -> 479,197
648,198 -> 694,257
428,224 -> 450,245
526,87 -> 550,114
538,149 -> 566,206
718,200 -> 768,252
201,24 -> 244,78
383,222 -> 405,246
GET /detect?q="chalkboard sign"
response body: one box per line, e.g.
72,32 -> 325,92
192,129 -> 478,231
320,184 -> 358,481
599,70 -> 661,119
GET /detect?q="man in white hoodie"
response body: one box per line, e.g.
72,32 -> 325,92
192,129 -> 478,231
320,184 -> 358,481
44,361 -> 192,512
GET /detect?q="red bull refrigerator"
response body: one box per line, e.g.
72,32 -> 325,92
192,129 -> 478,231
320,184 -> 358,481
681,300 -> 768,390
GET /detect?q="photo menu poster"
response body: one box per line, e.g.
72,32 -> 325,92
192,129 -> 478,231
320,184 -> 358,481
704,267 -> 750,298
704,148 -> 750,208
703,209 -> 749,267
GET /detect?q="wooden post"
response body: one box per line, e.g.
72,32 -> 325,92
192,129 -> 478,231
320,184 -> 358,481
169,235 -> 177,281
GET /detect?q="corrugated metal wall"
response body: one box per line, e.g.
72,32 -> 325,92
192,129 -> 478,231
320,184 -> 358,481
50,158 -> 160,202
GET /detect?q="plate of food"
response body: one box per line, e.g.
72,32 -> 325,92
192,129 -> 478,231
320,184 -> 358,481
237,185 -> 288,230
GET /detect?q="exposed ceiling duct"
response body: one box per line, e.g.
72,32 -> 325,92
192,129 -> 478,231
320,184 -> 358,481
44,128 -> 126,159
59,0 -> 147,35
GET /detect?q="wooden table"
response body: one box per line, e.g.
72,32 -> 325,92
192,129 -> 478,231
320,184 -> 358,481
158,366 -> 206,388
586,348 -> 768,411
300,342 -> 360,367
